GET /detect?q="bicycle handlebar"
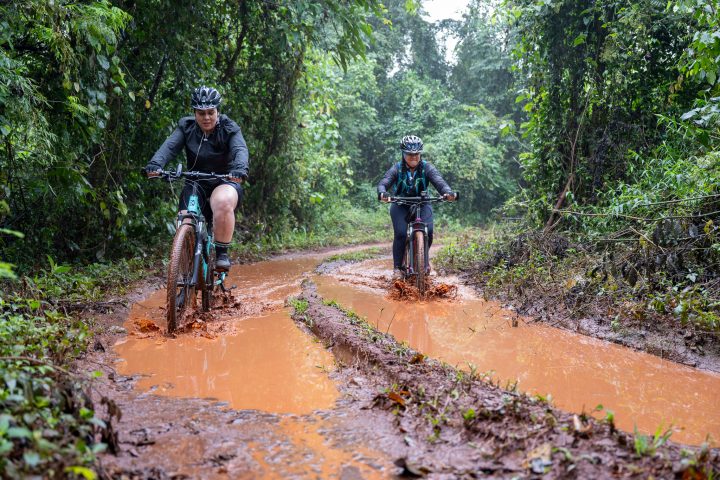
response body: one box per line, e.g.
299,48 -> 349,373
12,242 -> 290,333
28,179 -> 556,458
379,192 -> 460,203
146,165 -> 234,182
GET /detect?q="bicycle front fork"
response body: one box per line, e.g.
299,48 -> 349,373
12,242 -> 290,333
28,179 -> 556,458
406,224 -> 429,274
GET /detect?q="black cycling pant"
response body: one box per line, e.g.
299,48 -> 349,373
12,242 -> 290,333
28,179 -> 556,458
390,202 -> 434,269
178,178 -> 243,228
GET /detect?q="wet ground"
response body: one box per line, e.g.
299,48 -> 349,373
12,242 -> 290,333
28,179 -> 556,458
91,246 -> 720,477
314,259 -> 720,446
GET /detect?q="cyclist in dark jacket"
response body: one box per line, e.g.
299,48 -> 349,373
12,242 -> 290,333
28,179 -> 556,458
144,86 -> 248,271
378,135 -> 456,278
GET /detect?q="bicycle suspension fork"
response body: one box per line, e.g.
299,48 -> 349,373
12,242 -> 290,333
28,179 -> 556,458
191,221 -> 206,287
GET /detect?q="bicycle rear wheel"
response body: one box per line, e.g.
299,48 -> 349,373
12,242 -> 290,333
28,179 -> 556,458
414,232 -> 426,294
167,224 -> 196,333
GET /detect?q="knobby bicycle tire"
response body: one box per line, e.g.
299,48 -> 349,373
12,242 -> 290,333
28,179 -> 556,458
414,232 -> 426,294
167,224 -> 196,333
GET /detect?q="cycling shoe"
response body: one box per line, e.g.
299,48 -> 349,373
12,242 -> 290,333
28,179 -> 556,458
215,252 -> 231,271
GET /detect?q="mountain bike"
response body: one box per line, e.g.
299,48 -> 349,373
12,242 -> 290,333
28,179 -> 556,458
384,191 -> 458,294
149,165 -> 234,334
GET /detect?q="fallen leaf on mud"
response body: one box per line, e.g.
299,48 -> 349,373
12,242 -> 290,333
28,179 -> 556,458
135,318 -> 160,333
388,392 -> 406,406
409,353 -> 425,364
572,414 -> 592,434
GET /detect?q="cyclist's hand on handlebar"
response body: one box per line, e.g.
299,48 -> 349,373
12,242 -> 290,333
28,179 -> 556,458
379,192 -> 391,203
443,192 -> 458,202
229,171 -> 245,184
143,166 -> 161,179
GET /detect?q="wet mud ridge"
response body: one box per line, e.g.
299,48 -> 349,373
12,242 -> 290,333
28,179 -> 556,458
86,249 -> 720,478
291,280 -> 720,478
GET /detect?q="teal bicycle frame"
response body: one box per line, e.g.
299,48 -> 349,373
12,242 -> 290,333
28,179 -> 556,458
181,181 -> 230,294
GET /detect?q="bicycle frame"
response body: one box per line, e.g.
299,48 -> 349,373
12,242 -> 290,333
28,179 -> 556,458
154,166 -> 232,294
387,192 -> 448,277
180,181 -> 231,292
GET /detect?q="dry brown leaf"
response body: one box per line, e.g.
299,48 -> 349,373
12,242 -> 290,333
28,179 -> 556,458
388,392 -> 406,406
410,353 -> 426,364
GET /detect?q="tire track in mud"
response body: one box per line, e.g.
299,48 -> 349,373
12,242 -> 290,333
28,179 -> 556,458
291,280 -> 720,478
85,247 -> 719,478
90,248 -> 407,478
317,258 -> 720,447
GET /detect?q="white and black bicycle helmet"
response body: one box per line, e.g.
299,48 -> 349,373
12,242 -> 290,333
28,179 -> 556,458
400,135 -> 423,154
191,86 -> 222,110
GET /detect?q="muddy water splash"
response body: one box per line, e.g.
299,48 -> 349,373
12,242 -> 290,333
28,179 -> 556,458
315,259 -> 720,446
114,255 -> 339,414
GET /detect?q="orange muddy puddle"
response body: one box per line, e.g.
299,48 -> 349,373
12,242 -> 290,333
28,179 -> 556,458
114,255 -> 339,414
251,417 -> 387,478
314,270 -> 720,446
114,249 -> 720,447
114,308 -> 338,413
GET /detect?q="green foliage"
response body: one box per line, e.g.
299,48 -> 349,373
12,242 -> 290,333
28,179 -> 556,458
25,256 -> 152,302
675,0 -> 720,127
289,298 -> 309,315
0,297 -> 104,477
0,0 -> 387,272
452,0 -> 519,118
501,0 -> 702,225
324,247 -> 384,263
634,425 -> 673,457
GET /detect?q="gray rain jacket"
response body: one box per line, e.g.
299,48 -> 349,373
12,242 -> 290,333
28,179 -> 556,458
377,160 -> 452,197
146,114 -> 249,178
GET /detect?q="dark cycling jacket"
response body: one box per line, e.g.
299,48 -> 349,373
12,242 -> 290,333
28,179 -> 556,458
145,114 -> 249,178
377,160 -> 452,197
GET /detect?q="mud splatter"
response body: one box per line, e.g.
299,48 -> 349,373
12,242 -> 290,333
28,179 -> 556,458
134,318 -> 160,333
388,278 -> 458,301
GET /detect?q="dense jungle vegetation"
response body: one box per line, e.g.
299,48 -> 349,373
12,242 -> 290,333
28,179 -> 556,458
1,0 -> 720,475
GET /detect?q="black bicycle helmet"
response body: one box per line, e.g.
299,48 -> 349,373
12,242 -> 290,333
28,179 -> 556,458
191,86 -> 222,110
400,135 -> 423,154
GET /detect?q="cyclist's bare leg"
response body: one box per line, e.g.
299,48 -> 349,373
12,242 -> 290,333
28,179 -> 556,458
210,185 -> 238,243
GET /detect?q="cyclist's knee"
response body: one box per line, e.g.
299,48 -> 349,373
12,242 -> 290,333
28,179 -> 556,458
211,186 -> 238,211
211,196 -> 237,213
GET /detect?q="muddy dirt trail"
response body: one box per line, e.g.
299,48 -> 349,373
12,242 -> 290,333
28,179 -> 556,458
87,246 -> 720,478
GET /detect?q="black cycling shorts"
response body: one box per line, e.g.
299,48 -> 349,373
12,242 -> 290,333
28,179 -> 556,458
178,178 -> 243,223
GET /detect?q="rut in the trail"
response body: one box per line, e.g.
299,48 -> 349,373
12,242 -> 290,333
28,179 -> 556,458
98,248 -> 720,478
291,280 -> 720,479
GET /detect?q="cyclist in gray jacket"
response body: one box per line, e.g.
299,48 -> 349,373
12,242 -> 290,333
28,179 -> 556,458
378,135 -> 456,279
144,86 -> 248,271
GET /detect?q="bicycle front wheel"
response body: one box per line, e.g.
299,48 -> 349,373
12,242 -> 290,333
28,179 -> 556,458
167,224 -> 196,333
414,231 -> 426,294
